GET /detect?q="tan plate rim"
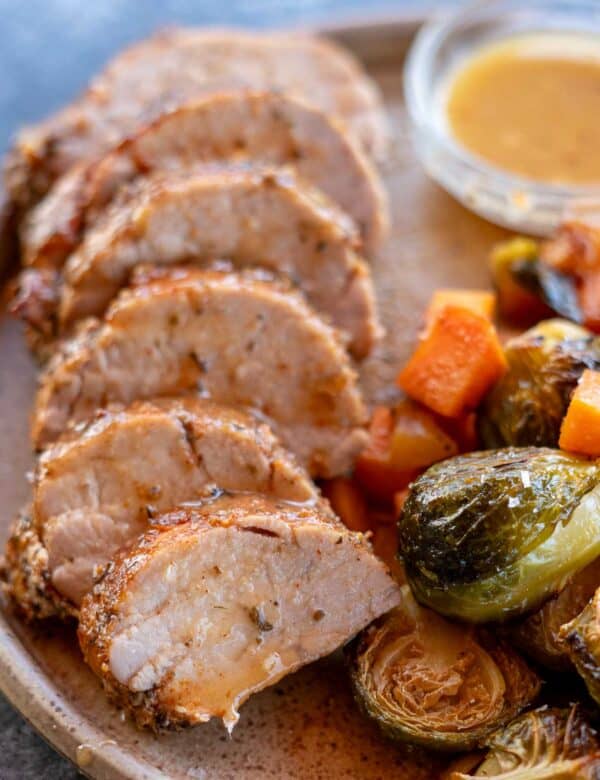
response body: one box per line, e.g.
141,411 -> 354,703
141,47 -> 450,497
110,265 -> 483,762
0,12 -> 423,780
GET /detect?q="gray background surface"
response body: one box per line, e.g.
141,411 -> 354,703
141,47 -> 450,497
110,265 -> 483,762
0,1 -> 447,776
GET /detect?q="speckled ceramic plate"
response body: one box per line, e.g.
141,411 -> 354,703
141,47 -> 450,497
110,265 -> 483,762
0,15 -> 510,779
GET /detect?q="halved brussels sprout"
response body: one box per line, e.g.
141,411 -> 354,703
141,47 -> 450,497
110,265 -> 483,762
509,558 -> 600,671
449,705 -> 600,778
561,587 -> 600,707
346,586 -> 540,753
479,319 -> 600,449
398,448 -> 600,623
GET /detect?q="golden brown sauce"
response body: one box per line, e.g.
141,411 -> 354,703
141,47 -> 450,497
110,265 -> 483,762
445,34 -> 600,184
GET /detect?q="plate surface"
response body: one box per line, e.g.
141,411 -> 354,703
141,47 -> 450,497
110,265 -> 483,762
0,17 -> 509,779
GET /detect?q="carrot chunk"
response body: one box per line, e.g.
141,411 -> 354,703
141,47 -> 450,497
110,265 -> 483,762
321,477 -> 370,533
424,289 -> 495,336
397,306 -> 507,417
559,369 -> 600,457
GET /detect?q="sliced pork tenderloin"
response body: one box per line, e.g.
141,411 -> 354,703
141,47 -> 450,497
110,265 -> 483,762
6,28 -> 388,212
20,88 -> 388,278
4,397 -> 317,619
31,267 -> 368,474
53,166 -> 380,357
78,493 -> 401,731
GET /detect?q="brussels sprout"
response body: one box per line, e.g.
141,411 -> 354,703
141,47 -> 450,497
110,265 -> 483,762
509,558 -> 600,671
511,257 -> 584,324
561,587 -> 600,708
398,448 -> 600,623
346,586 -> 540,753
449,705 -> 600,778
479,320 -> 600,449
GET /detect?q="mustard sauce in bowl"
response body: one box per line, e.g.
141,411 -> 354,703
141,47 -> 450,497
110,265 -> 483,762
446,34 -> 600,185
404,0 -> 600,235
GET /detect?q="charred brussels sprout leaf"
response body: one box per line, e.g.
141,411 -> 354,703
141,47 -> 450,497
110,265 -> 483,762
346,586 -> 540,752
561,587 -> 600,707
450,705 -> 600,778
479,320 -> 600,448
398,448 -> 600,622
509,558 -> 600,671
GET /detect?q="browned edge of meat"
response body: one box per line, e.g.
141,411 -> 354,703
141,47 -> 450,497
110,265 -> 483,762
3,397 -> 318,619
78,493 -> 401,731
31,267 -> 368,475
50,165 -> 380,358
5,28 -> 388,213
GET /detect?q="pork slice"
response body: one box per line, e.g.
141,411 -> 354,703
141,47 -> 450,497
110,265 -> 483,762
31,268 -> 368,475
20,89 -> 388,280
4,397 -> 317,618
77,493 -> 401,731
55,166 -> 380,358
5,28 -> 388,212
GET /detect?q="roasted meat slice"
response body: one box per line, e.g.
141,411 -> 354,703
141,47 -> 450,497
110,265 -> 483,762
4,397 -> 316,617
6,28 -> 388,211
21,89 -> 387,277
31,268 -> 368,474
44,166 -> 380,357
78,493 -> 401,731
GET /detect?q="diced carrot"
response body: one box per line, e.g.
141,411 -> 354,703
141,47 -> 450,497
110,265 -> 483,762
397,306 -> 508,418
389,399 -> 458,469
541,221 -> 600,275
393,489 -> 410,516
321,477 -> 370,533
490,237 -> 552,326
579,272 -> 600,333
423,289 -> 495,336
354,406 -> 418,502
559,369 -> 600,457
372,524 -> 405,583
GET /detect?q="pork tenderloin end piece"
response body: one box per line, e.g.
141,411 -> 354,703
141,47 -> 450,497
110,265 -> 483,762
31,268 -> 368,476
78,494 -> 401,731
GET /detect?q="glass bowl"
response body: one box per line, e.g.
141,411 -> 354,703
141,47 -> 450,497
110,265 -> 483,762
404,0 -> 600,236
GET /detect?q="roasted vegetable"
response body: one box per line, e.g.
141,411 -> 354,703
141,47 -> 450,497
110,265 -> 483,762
560,369 -> 600,457
479,319 -> 600,449
321,477 -> 370,533
354,402 -> 458,503
423,289 -> 495,335
511,256 -> 584,324
398,305 -> 507,418
509,558 -> 600,671
354,406 -> 418,502
450,705 -> 600,778
561,587 -> 600,708
398,448 -> 600,622
490,237 -> 553,326
346,586 -> 540,752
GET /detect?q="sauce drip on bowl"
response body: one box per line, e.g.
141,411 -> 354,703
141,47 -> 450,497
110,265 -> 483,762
445,33 -> 600,185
